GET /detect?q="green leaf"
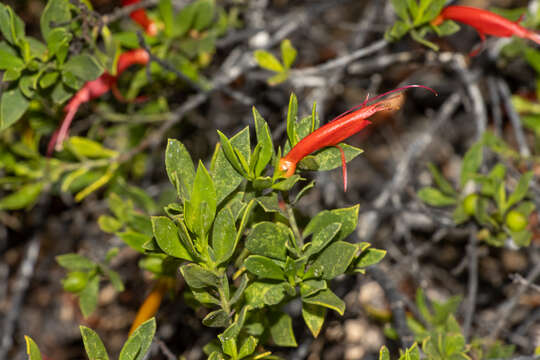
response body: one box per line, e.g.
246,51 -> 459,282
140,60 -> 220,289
203,309 -> 230,328
427,163 -> 456,196
151,216 -> 193,260
390,0 -> 410,21
304,205 -> 359,243
181,263 -> 219,289
303,289 -> 345,315
185,161 -> 217,236
24,336 -> 42,360
80,325 -> 109,360
0,42 -> 24,70
158,0 -> 174,36
244,281 -> 290,308
507,172 -> 533,210
217,130 -> 246,176
355,248 -> 386,268
211,207 -> 237,264
51,81 -> 73,104
238,336 -> 258,359
311,241 -> 357,279
460,141 -> 483,187
267,72 -> 289,86
299,279 -> 327,298
67,137 -> 118,158
435,19 -> 460,36
281,39 -> 297,69
254,50 -> 284,72
0,4 -> 25,46
417,187 -> 457,206
98,215 -> 122,233
118,231 -> 150,253
56,253 -> 96,271
270,312 -> 297,347
212,135 -> 246,204
252,107 -> 274,176
0,182 -> 42,210
45,27 -> 71,63
63,54 -> 104,82
495,181 -> 506,213
286,93 -> 298,146
40,0 -> 71,41
509,229 -> 532,247
299,144 -> 364,173
255,193 -> 281,212
193,0 -> 215,30
302,303 -> 326,338
385,20 -> 410,41
173,2 -> 197,36
102,266 -> 124,292
165,139 -> 195,202
119,318 -> 156,360
244,255 -> 285,280
0,87 -> 30,131
303,222 -> 341,258
379,346 -> 390,360
246,222 -> 289,261
79,275 -> 100,318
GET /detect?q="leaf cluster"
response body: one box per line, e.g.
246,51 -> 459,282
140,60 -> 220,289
56,249 -> 124,317
254,39 -> 297,85
25,318 -> 156,360
92,95 -> 384,359
418,133 -> 536,247
385,0 -> 459,50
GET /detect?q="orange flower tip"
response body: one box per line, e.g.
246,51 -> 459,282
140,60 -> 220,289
146,23 -> 158,36
278,158 -> 296,177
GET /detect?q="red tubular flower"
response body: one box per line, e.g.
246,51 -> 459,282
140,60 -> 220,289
279,85 -> 437,191
432,6 -> 540,54
122,0 -> 158,36
47,49 -> 150,155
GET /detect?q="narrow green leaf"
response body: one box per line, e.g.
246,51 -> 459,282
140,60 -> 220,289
181,263 -> 219,289
427,163 -> 456,196
252,106 -> 274,176
281,39 -> 297,69
354,248 -> 386,268
254,50 -> 284,72
302,303 -> 326,338
460,141 -> 483,187
286,93 -> 298,146
56,253 -> 96,271
24,336 -> 42,360
184,161 -> 217,236
418,187 -> 457,207
80,325 -> 110,360
0,87 -> 30,131
303,289 -> 345,315
211,207 -> 236,264
119,318 -> 156,360
304,222 -> 341,258
158,0 -> 174,36
507,172 -> 533,210
151,216 -> 193,260
67,137 -> 118,158
79,275 -> 100,318
165,139 -> 195,202
0,182 -> 42,210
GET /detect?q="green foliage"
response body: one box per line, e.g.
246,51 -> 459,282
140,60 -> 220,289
418,133 -> 536,247
56,250 -> 124,317
0,0 -> 239,212
254,39 -> 298,85
93,94 -> 384,358
25,318 -> 156,360
385,0 -> 459,50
